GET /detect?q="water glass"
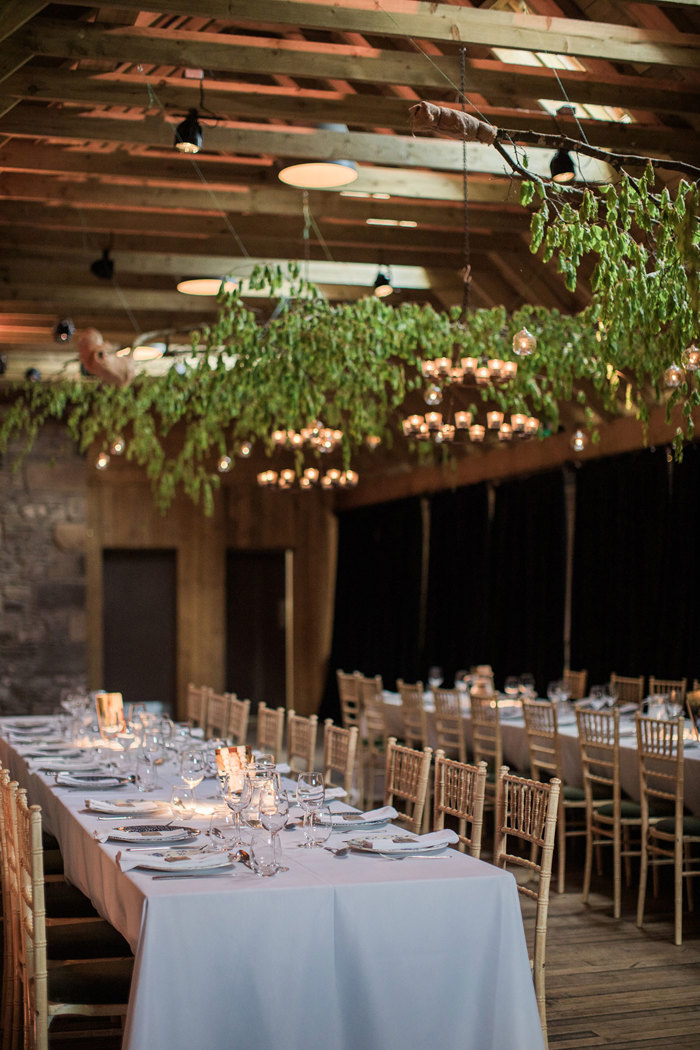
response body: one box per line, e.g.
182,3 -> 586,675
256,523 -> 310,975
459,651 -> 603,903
170,786 -> 195,820
249,831 -> 280,877
303,805 -> 333,848
297,772 -> 325,849
428,666 -> 443,689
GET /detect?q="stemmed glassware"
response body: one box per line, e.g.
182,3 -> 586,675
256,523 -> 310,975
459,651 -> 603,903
519,674 -> 536,700
428,666 -> 444,689
297,772 -> 325,848
258,778 -> 290,873
504,676 -> 520,700
224,771 -> 253,848
180,749 -> 205,799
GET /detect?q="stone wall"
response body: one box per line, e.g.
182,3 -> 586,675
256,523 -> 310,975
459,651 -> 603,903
0,423 -> 88,714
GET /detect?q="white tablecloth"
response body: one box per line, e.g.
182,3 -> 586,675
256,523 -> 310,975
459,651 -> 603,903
0,720 -> 545,1050
383,693 -> 700,814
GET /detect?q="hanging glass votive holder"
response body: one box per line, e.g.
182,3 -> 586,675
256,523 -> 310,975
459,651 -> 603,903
487,359 -> 504,380
502,361 -> 518,381
441,424 -> 455,442
663,364 -> 684,389
469,424 -> 486,443
570,430 -> 588,452
461,357 -> 478,376
475,366 -> 490,386
425,412 -> 442,430
303,467 -> 320,484
487,411 -> 504,429
512,327 -> 536,356
511,413 -> 527,433
455,411 -> 473,429
498,423 -> 513,442
681,343 -> 700,372
524,417 -> 540,436
424,383 -> 443,406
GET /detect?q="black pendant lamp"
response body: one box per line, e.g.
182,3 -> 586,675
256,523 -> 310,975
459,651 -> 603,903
175,109 -> 203,154
550,148 -> 576,184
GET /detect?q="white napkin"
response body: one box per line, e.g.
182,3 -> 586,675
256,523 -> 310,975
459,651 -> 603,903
28,757 -> 103,773
322,806 -> 398,827
84,798 -> 164,815
116,849 -> 228,873
617,703 -> 639,717
348,829 -> 459,854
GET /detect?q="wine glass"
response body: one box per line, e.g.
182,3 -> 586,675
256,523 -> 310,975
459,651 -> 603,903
297,772 -> 325,848
428,666 -> 443,689
605,680 -> 619,707
115,724 -> 137,768
224,771 -> 253,848
519,673 -> 536,699
259,780 -> 289,872
547,681 -> 562,705
180,749 -> 205,797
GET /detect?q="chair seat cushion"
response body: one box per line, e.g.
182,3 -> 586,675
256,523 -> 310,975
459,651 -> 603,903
48,957 -> 133,1005
47,921 -> 132,961
45,881 -> 100,919
562,784 -> 586,802
653,815 -> 700,837
597,799 -> 642,819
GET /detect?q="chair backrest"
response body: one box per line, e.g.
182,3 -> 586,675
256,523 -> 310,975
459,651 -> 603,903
522,700 -> 561,782
433,755 -> 487,858
396,679 -> 428,749
575,707 -> 619,808
432,687 -> 466,763
286,710 -> 319,773
470,693 -> 503,775
358,675 -> 387,744
186,683 -> 210,729
226,696 -> 251,746
0,768 -> 22,1048
609,673 -> 645,706
336,670 -> 361,730
562,668 -> 587,700
648,676 -> 687,703
494,767 -> 560,1045
384,738 -> 434,834
322,719 -> 359,797
205,690 -> 231,740
15,789 -> 50,1050
256,702 -> 285,761
635,713 -> 684,826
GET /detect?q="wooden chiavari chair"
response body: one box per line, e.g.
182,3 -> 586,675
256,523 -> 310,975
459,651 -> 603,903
576,707 -> 642,919
286,710 -> 318,773
256,702 -> 285,761
357,674 -> 388,808
686,689 -> 700,739
562,668 -> 587,700
336,670 -> 361,731
433,756 -> 487,858
396,679 -> 428,750
186,682 -> 210,730
494,767 -> 560,1050
636,714 -> 700,946
322,720 -> 359,798
522,699 -> 586,894
15,792 -> 133,1050
609,673 -> 645,707
384,738 -> 434,835
432,687 -> 466,763
470,692 -> 503,821
204,690 -> 231,740
648,676 -> 687,704
225,696 -> 251,746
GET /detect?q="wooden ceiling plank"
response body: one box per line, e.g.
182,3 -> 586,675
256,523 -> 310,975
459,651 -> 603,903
45,2 -> 700,69
0,2 -> 48,44
4,68 -> 697,155
0,41 -> 36,84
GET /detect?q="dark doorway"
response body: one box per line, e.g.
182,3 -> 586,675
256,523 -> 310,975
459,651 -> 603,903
226,550 -> 287,706
102,549 -> 177,711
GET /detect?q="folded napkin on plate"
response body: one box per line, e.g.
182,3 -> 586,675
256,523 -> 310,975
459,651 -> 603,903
56,772 -> 125,788
116,849 -> 226,873
617,703 -> 639,717
350,829 -> 459,853
28,757 -> 103,773
322,806 -> 398,826
84,798 -> 164,815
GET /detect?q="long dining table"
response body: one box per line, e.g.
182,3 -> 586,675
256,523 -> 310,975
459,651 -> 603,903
383,692 -> 700,815
0,717 -> 545,1050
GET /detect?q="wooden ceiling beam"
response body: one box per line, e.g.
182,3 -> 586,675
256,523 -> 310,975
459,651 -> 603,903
0,2 -> 47,45
4,68 -> 697,152
47,2 -> 700,69
0,172 -> 531,230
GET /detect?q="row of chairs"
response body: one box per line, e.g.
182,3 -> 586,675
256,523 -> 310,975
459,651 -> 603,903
381,738 -> 560,1048
0,766 -> 133,1050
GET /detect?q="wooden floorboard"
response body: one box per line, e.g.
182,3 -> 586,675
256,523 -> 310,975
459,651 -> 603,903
522,846 -> 700,1050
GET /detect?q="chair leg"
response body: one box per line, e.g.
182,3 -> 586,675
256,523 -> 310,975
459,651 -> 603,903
557,807 -> 565,894
582,820 -> 593,906
613,822 -> 621,920
674,838 -> 683,947
636,834 -> 648,930
622,824 -> 632,887
684,843 -> 694,913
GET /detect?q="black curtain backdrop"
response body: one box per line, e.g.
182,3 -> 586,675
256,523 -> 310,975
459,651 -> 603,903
423,483 -> 490,686
666,444 -> 700,679
321,496 -> 423,719
485,470 -> 567,694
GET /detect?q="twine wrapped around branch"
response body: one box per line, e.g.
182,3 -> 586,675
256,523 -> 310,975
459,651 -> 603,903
409,101 -> 497,145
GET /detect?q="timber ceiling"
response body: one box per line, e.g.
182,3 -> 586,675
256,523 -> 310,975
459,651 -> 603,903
0,0 -> 698,380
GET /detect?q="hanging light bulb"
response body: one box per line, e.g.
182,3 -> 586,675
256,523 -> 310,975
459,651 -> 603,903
681,343 -> 700,372
550,148 -> 576,183
109,437 -> 125,456
570,430 -> 588,452
512,328 -> 536,357
237,441 -> 253,458
217,455 -> 232,473
53,318 -> 75,344
664,364 -> 684,389
95,451 -> 110,471
373,268 -> 393,298
174,109 -> 203,153
364,435 -> 381,450
424,384 -> 443,406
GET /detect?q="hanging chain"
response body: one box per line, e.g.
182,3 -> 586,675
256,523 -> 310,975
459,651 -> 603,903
302,190 -> 312,283
460,47 -> 471,323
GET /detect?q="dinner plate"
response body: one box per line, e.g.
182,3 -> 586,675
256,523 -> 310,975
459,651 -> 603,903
55,772 -> 131,789
108,824 -> 199,844
21,747 -> 82,759
317,814 -> 390,831
5,718 -> 55,731
132,851 -> 231,873
35,758 -> 104,772
346,835 -> 450,857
